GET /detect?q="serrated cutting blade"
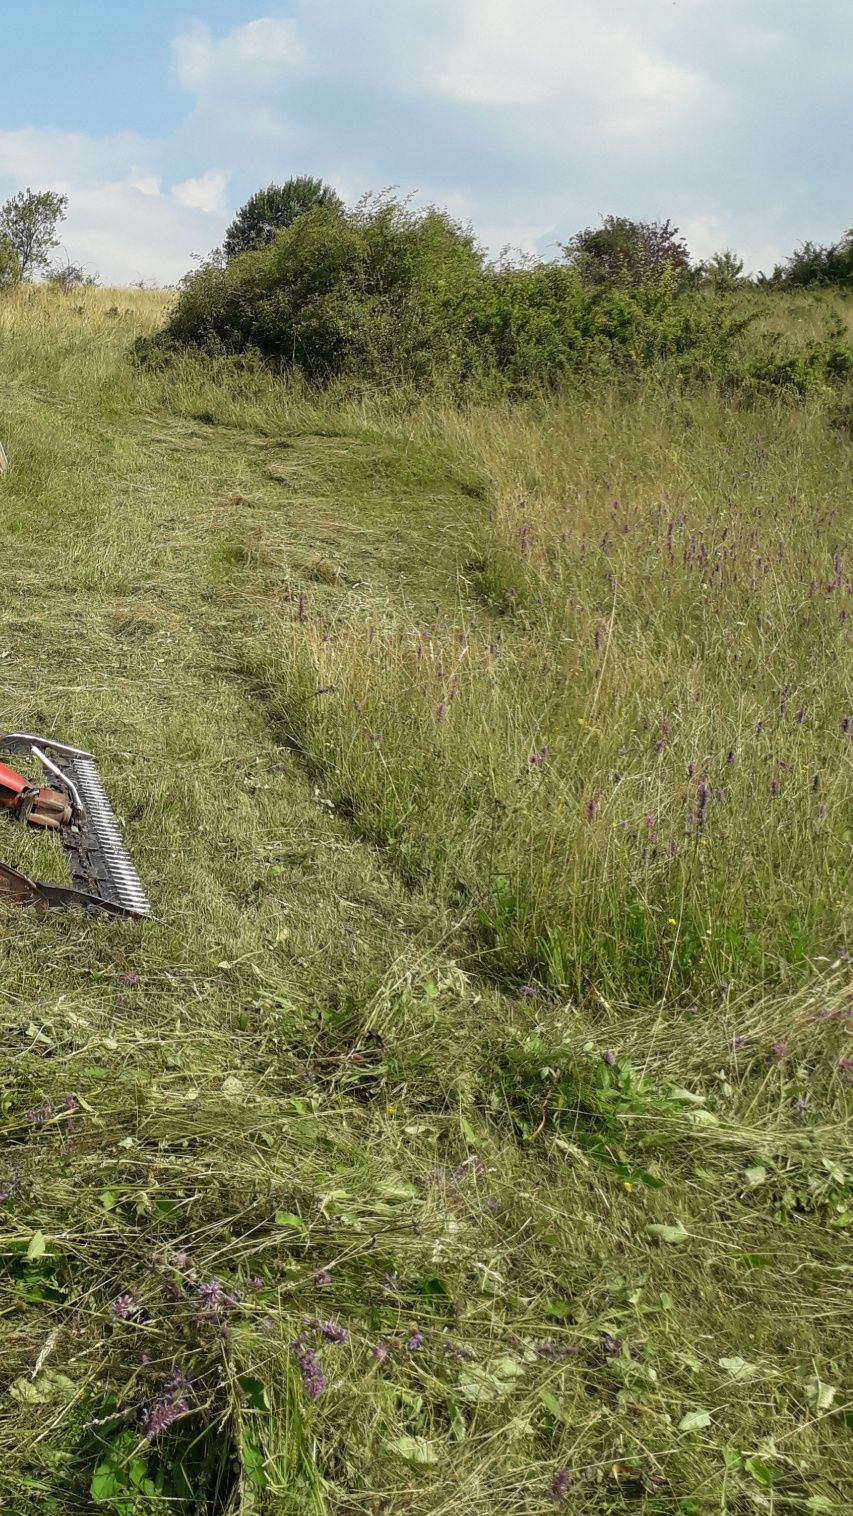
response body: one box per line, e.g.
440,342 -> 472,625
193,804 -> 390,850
63,756 -> 152,917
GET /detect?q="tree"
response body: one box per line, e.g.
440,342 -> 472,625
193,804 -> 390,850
561,215 -> 691,286
702,250 -> 746,291
223,177 -> 343,260
0,189 -> 68,279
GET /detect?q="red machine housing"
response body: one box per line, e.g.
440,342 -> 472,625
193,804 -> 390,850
0,760 -> 71,828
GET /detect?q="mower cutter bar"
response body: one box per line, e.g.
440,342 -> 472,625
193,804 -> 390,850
0,733 -> 152,919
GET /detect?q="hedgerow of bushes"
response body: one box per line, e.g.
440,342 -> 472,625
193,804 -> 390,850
143,197 -> 853,397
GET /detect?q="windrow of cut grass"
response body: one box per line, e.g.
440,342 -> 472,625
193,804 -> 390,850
246,391 -> 853,1002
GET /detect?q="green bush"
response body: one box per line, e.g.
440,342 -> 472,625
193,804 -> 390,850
147,196 -> 853,398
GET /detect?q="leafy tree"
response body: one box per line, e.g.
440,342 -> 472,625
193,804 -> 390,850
0,188 -> 68,278
223,177 -> 343,260
0,236 -> 21,291
561,215 -> 691,286
702,250 -> 746,291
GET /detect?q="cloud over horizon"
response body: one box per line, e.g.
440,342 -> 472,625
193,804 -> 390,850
0,2 -> 850,286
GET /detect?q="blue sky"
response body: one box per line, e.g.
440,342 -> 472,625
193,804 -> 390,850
0,1 -> 850,285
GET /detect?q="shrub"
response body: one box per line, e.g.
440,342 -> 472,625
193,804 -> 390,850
159,197 -> 486,386
771,230 -> 853,289
560,215 -> 692,286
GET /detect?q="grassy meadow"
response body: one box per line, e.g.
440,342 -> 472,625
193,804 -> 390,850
0,282 -> 850,1513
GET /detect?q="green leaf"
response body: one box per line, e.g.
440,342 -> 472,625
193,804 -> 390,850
679,1409 -> 712,1431
240,1429 -> 267,1490
744,1455 -> 777,1488
744,1165 -> 768,1188
99,1190 -> 119,1211
25,1231 -> 47,1261
805,1377 -> 837,1413
718,1355 -> 757,1380
274,1211 -> 304,1230
386,1436 -> 439,1465
539,1389 -> 568,1423
646,1220 -> 689,1245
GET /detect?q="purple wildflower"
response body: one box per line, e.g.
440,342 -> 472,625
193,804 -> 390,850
313,1269 -> 332,1288
436,702 -> 445,721
0,1174 -> 20,1202
842,716 -> 851,736
770,778 -> 780,797
694,781 -> 710,831
406,1330 -> 426,1352
728,1035 -> 745,1052
586,796 -> 598,821
245,1275 -> 265,1292
196,1279 -> 238,1320
603,1049 -> 617,1067
449,1155 -> 483,1184
726,749 -> 736,766
770,1040 -> 788,1059
367,732 -> 381,744
517,985 -> 537,999
314,1320 -> 349,1345
534,1342 -> 578,1362
547,1468 -> 571,1504
793,1095 -> 809,1116
141,1397 -> 188,1441
291,1338 -> 327,1400
600,1332 -> 623,1356
110,1293 -> 137,1320
25,1102 -> 53,1126
529,746 -> 549,767
174,1251 -> 190,1270
119,973 -> 140,988
164,1367 -> 192,1400
297,594 -> 306,622
372,1342 -> 390,1363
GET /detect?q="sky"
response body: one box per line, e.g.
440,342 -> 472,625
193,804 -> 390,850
0,1 -> 850,286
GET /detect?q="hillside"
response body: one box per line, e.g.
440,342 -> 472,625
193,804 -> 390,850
0,285 -> 849,1515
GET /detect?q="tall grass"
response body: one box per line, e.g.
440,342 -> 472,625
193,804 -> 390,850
250,391 -> 853,1000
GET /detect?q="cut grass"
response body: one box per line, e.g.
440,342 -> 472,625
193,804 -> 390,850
0,285 -> 849,1514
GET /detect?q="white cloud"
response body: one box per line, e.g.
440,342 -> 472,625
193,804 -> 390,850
428,0 -> 702,114
0,6 -> 849,283
172,17 -> 306,97
131,175 -> 162,198
0,127 -> 225,285
172,171 -> 228,215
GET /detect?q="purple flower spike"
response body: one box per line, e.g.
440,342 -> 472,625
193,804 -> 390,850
517,985 -> 537,1000
292,1338 -> 327,1400
406,1330 -> 426,1352
547,1468 -> 571,1504
315,1320 -> 349,1345
141,1397 -> 188,1441
25,1102 -> 53,1126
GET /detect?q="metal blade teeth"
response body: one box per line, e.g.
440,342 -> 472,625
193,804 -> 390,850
72,758 -> 152,916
